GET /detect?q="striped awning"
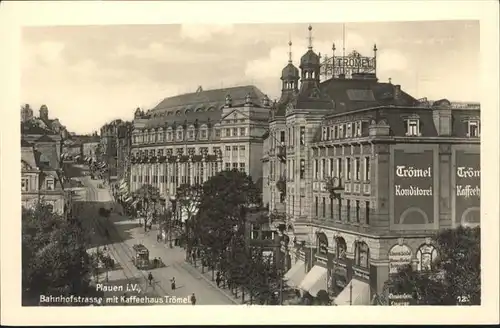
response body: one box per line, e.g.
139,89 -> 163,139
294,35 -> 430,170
124,196 -> 133,203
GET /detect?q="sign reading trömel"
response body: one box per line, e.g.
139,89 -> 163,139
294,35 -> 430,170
388,244 -> 413,274
393,150 -> 434,225
455,151 -> 480,226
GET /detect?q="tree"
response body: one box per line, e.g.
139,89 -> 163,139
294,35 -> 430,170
22,202 -> 94,305
384,226 -> 480,305
133,184 -> 160,232
175,183 -> 202,252
194,170 -> 261,271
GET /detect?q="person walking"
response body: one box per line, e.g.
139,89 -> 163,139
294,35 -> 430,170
170,277 -> 176,290
190,293 -> 197,305
148,272 -> 154,287
216,272 -> 221,288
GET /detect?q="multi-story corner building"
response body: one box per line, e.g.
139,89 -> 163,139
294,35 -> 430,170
100,120 -> 121,182
117,121 -> 133,188
21,138 -> 67,214
129,85 -> 270,203
263,25 -> 480,305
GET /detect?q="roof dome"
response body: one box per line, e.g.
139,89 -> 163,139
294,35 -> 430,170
300,49 -> 320,67
281,63 -> 299,79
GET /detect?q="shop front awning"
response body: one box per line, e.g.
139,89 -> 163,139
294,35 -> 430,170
298,265 -> 328,297
124,196 -> 133,203
284,259 -> 306,288
333,278 -> 370,306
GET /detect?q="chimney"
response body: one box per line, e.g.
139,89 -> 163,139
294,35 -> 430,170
394,85 -> 401,100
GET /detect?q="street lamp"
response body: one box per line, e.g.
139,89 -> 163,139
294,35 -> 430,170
169,195 -> 176,249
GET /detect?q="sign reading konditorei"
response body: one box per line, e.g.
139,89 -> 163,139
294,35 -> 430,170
388,244 -> 413,274
393,150 -> 434,225
455,151 -> 480,226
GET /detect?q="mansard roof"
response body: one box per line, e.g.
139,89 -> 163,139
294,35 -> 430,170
271,77 -> 418,121
142,85 -> 267,129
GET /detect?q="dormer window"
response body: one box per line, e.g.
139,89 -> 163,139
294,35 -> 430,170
158,129 -> 164,142
405,118 -> 421,136
167,130 -> 173,141
215,128 -> 221,138
188,127 -> 195,140
22,178 -> 29,191
467,120 -> 480,137
339,125 -> 344,138
200,127 -> 208,139
355,121 -> 363,137
346,123 -> 352,138
176,128 -> 184,141
322,127 -> 327,141
46,179 -> 54,190
333,125 -> 338,139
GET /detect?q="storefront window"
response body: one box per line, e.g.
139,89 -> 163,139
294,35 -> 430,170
416,244 -> 438,271
335,237 -> 347,260
355,241 -> 370,268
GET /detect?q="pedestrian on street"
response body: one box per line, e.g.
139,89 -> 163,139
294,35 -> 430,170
148,272 -> 154,287
216,272 -> 221,288
190,293 -> 196,305
170,277 -> 176,290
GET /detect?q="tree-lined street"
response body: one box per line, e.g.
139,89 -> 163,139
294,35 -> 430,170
78,171 -> 236,305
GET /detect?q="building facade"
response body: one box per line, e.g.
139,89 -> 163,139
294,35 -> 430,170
263,25 -> 480,305
100,120 -> 121,182
117,121 -> 133,186
21,139 -> 66,214
129,85 -> 270,201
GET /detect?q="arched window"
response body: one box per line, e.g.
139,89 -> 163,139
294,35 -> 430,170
195,107 -> 204,112
416,244 -> 438,271
335,237 -> 347,260
167,111 -> 173,116
175,110 -> 181,116
206,106 -> 215,112
316,232 -> 328,255
355,241 -> 370,268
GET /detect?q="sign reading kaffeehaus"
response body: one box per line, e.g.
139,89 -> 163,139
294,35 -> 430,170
455,151 -> 480,225
393,150 -> 434,226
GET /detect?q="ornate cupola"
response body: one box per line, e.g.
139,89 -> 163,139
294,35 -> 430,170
280,40 -> 299,96
299,25 -> 320,91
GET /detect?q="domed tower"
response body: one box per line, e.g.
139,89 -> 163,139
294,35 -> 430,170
20,104 -> 33,122
134,107 -> 142,119
39,105 -> 49,121
280,40 -> 299,97
299,25 -> 320,91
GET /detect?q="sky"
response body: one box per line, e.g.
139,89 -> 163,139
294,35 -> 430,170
21,21 -> 479,135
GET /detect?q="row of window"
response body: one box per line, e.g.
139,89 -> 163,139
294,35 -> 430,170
321,121 -> 365,141
224,162 -> 246,172
269,159 -> 307,181
21,177 -> 54,192
269,126 -> 306,148
314,156 -> 370,182
317,118 -> 480,141
315,198 -> 371,225
132,126 -> 248,145
132,147 -> 221,158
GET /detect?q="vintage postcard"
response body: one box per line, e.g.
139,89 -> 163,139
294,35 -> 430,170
1,0 -> 499,326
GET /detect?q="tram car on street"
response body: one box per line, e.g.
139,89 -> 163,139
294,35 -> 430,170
132,244 -> 150,269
